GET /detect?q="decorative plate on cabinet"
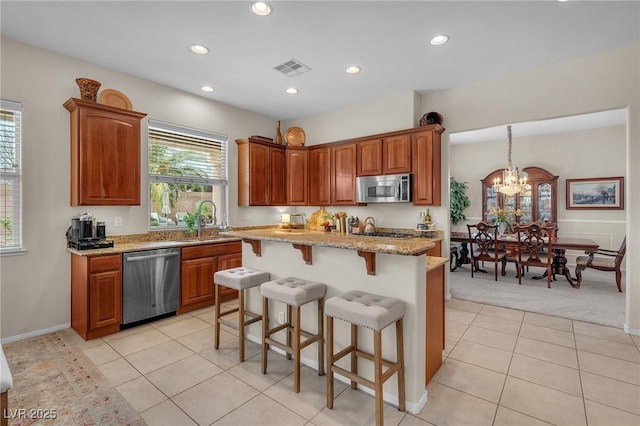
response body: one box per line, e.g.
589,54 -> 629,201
100,89 -> 133,110
285,127 -> 306,146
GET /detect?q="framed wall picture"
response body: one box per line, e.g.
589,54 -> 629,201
566,176 -> 624,210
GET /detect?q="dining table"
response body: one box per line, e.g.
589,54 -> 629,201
450,231 -> 599,288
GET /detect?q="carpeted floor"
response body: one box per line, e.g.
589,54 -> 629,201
2,328 -> 144,426
450,264 -> 626,328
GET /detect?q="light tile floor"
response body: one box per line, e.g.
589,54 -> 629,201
76,299 -> 640,426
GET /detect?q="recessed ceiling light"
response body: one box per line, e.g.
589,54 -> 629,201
251,2 -> 272,16
430,35 -> 449,46
201,86 -> 214,93
346,66 -> 361,74
190,44 -> 209,55
557,0 -> 569,2
286,88 -> 298,95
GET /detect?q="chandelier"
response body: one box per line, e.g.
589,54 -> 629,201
493,125 -> 527,196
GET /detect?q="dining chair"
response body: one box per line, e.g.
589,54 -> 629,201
514,223 -> 555,288
467,222 -> 506,281
575,237 -> 626,292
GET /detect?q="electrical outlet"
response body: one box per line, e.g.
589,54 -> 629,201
277,311 -> 285,324
114,217 -> 123,227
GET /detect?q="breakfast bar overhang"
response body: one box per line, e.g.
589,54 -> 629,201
221,228 -> 444,414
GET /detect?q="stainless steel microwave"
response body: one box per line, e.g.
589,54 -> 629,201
356,173 -> 412,203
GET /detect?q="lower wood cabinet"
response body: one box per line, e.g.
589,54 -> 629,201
179,241 -> 241,313
425,260 -> 445,384
71,253 -> 122,340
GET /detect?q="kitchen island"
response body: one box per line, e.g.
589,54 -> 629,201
221,228 -> 445,414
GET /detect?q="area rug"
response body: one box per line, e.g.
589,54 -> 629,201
450,265 -> 626,328
3,329 -> 144,426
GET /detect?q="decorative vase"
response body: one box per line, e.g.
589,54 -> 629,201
497,221 -> 507,236
276,120 -> 283,145
75,78 -> 101,102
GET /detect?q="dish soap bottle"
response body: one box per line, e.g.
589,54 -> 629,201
425,209 -> 431,224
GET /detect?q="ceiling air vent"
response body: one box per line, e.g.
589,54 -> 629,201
273,58 -> 311,77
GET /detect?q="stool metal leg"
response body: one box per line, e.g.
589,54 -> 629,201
214,283 -> 221,350
261,296 -> 268,374
374,330 -> 383,426
238,289 -> 246,362
294,306 -> 301,393
326,315 -> 334,409
396,318 -> 406,412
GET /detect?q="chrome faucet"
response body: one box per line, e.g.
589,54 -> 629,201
196,200 -> 217,237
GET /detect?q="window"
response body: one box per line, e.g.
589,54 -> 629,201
0,100 -> 22,253
148,120 -> 228,229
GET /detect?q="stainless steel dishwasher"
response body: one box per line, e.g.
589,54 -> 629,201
122,248 -> 180,325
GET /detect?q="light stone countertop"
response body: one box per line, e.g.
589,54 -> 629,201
66,235 -> 241,256
427,256 -> 449,272
220,228 -> 438,256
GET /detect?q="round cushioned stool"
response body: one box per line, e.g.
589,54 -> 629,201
325,290 -> 406,426
260,277 -> 327,393
213,267 -> 270,362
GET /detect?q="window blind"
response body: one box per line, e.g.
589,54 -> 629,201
148,120 -> 227,183
0,99 -> 23,252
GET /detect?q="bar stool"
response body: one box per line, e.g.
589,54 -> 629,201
325,290 -> 406,426
213,267 -> 270,362
260,277 -> 326,393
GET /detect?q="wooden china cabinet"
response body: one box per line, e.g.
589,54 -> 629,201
481,166 -> 559,224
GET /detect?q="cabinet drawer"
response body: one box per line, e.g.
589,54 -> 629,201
181,241 -> 241,261
89,254 -> 121,273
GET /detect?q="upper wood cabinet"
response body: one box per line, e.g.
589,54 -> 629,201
236,139 -> 286,206
383,134 -> 412,175
481,166 -> 558,224
357,138 -> 383,176
286,147 -> 308,205
331,143 -> 358,205
412,126 -> 444,206
356,135 -> 411,176
64,98 -> 146,206
308,146 -> 331,206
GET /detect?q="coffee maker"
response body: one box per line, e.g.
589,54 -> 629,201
67,212 -> 113,250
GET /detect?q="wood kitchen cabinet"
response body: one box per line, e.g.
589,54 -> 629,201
71,253 -> 122,339
356,135 -> 411,176
356,138 -> 383,176
425,259 -> 446,384
383,134 -> 412,175
308,146 -> 331,206
286,147 -> 308,205
331,143 -> 358,205
236,139 -> 286,206
412,125 -> 444,206
64,98 -> 146,206
179,241 -> 241,313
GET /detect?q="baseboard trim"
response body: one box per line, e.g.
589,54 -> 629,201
1,323 -> 70,345
624,324 -> 640,336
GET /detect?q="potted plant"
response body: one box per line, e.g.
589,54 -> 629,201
183,212 -> 199,235
450,177 -> 470,226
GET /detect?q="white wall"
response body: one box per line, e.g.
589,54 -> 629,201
423,46 -> 639,333
0,38 -> 283,339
